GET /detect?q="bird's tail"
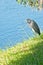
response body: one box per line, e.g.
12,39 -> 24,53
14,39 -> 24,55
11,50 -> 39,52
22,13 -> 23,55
39,32 -> 41,35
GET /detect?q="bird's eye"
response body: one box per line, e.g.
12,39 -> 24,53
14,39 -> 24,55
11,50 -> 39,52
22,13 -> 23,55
28,20 -> 31,24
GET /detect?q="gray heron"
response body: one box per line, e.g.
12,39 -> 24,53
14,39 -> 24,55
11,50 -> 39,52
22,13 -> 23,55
26,19 -> 41,35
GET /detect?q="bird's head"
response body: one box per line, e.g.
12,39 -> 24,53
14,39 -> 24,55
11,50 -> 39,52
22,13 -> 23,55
26,19 -> 32,25
26,19 -> 32,24
25,18 -> 33,28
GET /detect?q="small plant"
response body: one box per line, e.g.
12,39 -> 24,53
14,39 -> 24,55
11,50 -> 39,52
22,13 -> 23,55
0,33 -> 43,65
16,0 -> 43,10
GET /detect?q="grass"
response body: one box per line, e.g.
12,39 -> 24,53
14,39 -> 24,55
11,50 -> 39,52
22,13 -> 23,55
0,33 -> 43,65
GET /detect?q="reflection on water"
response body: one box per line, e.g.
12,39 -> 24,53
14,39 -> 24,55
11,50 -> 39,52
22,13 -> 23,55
0,0 -> 43,49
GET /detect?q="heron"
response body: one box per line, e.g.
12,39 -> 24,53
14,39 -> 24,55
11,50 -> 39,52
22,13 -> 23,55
26,19 -> 41,35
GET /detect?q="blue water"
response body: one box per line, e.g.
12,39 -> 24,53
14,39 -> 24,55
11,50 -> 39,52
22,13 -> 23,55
0,0 -> 43,49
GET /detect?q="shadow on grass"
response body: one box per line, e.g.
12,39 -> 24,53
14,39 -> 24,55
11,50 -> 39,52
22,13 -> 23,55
8,41 -> 43,65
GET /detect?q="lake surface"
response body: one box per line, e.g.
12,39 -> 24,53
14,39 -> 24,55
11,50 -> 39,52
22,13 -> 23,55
0,0 -> 43,49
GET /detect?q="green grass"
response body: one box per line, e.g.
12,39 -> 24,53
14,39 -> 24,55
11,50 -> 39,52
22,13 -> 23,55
0,33 -> 43,65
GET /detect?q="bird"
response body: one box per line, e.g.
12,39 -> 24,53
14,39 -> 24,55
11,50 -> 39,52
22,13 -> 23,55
26,19 -> 41,35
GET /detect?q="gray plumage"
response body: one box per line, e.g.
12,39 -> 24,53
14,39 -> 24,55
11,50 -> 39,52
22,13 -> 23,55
26,19 -> 41,35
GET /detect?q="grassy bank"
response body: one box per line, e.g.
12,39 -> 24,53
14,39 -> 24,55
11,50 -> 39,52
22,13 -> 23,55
0,33 -> 43,65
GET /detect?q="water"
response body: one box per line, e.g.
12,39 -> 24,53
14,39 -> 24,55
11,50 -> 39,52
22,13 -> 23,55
0,0 -> 43,49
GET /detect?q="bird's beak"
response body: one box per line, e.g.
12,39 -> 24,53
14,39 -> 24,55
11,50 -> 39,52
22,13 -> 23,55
25,19 -> 27,23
